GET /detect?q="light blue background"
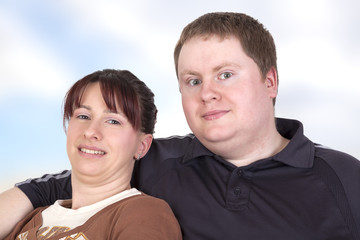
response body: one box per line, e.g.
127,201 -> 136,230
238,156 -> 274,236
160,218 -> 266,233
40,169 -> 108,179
1,0 -> 359,191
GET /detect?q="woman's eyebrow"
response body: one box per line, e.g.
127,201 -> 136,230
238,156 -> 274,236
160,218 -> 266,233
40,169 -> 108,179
78,105 -> 91,110
78,105 -> 123,116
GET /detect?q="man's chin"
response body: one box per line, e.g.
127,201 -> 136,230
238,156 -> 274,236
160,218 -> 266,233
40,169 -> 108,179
197,129 -> 232,143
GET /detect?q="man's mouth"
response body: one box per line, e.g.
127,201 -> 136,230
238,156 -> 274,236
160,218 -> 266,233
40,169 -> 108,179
202,110 -> 229,120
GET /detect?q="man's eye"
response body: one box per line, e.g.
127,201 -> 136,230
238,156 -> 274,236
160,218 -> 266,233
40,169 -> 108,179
219,72 -> 232,80
189,79 -> 201,86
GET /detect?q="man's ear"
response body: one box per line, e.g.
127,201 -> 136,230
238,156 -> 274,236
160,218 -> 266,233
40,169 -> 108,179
135,134 -> 153,160
265,67 -> 278,99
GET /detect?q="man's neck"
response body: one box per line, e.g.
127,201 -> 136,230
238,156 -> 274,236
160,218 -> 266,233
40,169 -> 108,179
225,133 -> 289,167
202,121 -> 290,167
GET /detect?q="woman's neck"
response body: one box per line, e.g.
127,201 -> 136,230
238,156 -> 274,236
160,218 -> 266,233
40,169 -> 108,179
70,175 -> 131,210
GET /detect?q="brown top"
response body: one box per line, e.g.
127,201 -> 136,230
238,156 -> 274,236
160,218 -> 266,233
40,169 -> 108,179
5,193 -> 182,240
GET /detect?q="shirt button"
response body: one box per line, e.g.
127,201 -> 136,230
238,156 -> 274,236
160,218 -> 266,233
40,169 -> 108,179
233,187 -> 242,196
237,170 -> 244,177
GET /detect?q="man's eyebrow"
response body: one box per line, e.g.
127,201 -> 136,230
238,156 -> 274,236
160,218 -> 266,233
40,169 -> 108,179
213,62 -> 240,72
179,69 -> 199,77
179,62 -> 241,77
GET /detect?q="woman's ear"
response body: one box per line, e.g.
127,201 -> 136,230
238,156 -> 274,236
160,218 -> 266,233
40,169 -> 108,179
135,134 -> 153,160
265,67 -> 278,99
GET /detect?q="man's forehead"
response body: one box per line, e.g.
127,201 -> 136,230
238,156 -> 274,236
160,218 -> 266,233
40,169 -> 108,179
184,34 -> 239,45
178,36 -> 244,63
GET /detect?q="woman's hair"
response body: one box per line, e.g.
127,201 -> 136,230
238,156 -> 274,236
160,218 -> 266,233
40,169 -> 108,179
63,69 -> 157,134
174,12 -> 277,82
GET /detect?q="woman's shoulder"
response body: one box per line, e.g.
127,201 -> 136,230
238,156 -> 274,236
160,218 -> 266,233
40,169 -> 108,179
123,192 -> 174,212
102,192 -> 182,239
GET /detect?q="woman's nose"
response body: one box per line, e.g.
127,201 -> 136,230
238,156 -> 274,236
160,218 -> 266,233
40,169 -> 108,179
83,121 -> 102,141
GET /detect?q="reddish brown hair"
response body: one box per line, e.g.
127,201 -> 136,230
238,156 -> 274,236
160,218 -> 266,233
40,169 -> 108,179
63,69 -> 157,134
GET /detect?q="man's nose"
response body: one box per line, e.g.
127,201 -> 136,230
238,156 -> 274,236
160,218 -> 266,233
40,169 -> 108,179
200,79 -> 221,103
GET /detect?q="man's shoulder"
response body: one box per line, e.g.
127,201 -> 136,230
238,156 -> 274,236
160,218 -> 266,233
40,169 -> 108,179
153,134 -> 195,146
132,134 -> 197,189
313,144 -> 360,237
314,144 -> 360,170
147,134 -> 196,159
313,144 -> 360,198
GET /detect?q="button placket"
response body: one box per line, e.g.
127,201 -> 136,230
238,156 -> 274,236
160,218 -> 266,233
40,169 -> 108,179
225,169 -> 252,210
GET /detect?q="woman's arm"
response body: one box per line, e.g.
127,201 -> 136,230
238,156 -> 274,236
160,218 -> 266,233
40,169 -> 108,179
0,187 -> 33,239
0,170 -> 72,239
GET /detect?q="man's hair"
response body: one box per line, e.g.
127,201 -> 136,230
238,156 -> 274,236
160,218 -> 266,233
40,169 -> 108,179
174,12 -> 278,85
63,69 -> 157,134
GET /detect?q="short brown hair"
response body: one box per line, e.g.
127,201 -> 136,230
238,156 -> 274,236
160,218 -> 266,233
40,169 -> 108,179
174,12 -> 278,82
63,69 -> 157,134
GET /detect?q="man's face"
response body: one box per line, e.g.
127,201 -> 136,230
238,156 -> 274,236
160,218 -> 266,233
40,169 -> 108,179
177,35 -> 277,155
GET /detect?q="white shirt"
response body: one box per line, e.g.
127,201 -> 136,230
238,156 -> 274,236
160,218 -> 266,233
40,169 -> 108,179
39,188 -> 141,237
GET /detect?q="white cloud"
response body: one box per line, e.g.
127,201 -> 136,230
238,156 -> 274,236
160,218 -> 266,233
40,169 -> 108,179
278,37 -> 360,94
1,1 -> 359,192
0,9 -> 72,101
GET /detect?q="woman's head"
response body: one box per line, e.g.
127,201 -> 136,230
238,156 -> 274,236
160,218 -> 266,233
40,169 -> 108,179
64,70 -> 157,191
63,69 -> 157,135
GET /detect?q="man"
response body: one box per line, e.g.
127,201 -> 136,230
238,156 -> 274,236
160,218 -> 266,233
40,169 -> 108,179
1,12 -> 359,239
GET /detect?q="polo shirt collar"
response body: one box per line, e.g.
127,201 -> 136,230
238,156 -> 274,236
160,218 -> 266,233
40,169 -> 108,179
182,136 -> 212,162
182,118 -> 315,168
273,118 -> 314,168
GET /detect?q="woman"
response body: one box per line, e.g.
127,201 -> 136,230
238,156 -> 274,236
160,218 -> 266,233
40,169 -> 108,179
5,69 -> 182,239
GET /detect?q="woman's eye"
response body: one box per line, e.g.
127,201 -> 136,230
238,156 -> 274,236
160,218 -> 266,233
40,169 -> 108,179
189,79 -> 202,86
219,72 -> 232,80
77,114 -> 89,120
107,119 -> 120,125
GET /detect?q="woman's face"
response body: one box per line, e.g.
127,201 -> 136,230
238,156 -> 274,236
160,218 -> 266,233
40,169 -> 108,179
66,82 -> 150,185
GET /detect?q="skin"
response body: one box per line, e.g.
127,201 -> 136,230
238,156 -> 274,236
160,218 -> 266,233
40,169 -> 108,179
0,34 -> 290,238
177,35 -> 289,167
66,82 -> 152,209
0,82 -> 153,238
0,188 -> 33,239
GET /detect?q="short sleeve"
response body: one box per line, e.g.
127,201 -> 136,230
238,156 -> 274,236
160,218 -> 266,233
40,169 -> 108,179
16,170 -> 72,208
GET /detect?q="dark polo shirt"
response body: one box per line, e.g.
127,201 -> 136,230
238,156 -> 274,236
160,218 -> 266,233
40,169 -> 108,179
18,118 -> 360,239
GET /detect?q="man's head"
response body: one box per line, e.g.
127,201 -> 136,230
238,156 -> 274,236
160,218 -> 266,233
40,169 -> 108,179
174,12 -> 278,102
174,12 -> 280,160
